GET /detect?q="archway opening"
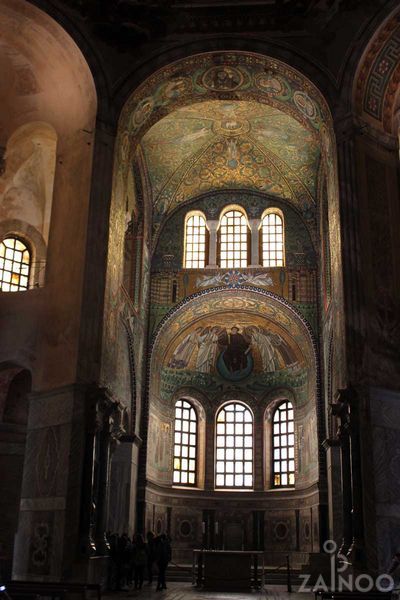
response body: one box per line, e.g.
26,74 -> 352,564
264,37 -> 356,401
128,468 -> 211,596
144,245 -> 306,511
104,50 -> 344,566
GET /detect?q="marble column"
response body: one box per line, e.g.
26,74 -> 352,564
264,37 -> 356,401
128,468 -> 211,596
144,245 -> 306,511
331,391 -> 353,557
335,115 -> 365,382
94,418 -> 112,555
346,388 -> 365,568
248,219 -> 261,267
94,395 -> 125,555
79,388 -> 98,556
322,438 -> 343,546
77,119 -> 117,384
334,116 -> 367,567
331,387 -> 365,566
206,220 -> 218,268
338,417 -> 353,557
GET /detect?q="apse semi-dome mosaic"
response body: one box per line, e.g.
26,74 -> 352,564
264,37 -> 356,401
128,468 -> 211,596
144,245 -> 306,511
149,288 -> 317,404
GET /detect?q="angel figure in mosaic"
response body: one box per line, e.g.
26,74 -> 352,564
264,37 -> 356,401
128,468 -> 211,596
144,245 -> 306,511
246,326 -> 277,372
168,326 -> 203,369
196,326 -> 221,373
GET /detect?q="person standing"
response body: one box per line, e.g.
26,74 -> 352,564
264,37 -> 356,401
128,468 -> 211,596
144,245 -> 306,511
156,534 -> 172,591
133,534 -> 147,590
146,531 -> 156,584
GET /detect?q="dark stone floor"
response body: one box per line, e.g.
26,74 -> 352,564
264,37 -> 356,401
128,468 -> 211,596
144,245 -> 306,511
103,581 -> 312,600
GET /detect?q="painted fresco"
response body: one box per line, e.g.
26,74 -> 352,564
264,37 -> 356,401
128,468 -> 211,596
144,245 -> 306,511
141,101 -> 320,226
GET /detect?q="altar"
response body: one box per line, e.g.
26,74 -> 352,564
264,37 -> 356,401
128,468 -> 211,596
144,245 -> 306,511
193,549 -> 265,591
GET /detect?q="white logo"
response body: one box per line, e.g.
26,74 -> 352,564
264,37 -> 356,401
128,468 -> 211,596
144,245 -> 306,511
297,540 -> 394,593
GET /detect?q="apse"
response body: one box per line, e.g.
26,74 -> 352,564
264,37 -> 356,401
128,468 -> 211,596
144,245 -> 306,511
102,49 -> 341,564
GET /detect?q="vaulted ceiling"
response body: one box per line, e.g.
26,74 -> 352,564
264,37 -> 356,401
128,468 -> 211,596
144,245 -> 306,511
140,100 -> 320,223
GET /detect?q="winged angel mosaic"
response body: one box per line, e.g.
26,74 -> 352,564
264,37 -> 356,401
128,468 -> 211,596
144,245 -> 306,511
168,324 -> 297,382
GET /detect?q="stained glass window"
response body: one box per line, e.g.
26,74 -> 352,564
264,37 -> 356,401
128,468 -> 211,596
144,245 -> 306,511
272,401 -> 295,487
261,211 -> 284,267
215,402 -> 253,488
219,209 -> 248,268
0,237 -> 31,292
173,399 -> 197,486
184,213 -> 207,268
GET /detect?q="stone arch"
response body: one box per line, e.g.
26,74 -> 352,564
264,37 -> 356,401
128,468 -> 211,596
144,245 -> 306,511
171,388 -> 207,489
0,219 -> 47,289
353,6 -> 400,136
0,0 -> 98,388
0,122 -> 57,252
263,388 -> 297,491
147,286 -> 320,491
114,37 -> 337,121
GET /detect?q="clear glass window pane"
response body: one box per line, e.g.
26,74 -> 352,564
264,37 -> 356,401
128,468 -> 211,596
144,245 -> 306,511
184,213 -> 207,268
215,402 -> 253,488
173,399 -> 197,486
262,211 -> 284,267
272,400 -> 295,487
0,237 -> 30,292
219,209 -> 248,268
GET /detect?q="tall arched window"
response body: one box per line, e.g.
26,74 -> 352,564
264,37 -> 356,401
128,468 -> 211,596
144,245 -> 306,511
219,208 -> 248,268
173,399 -> 197,486
0,237 -> 31,292
215,402 -> 253,488
184,212 -> 207,269
272,401 -> 295,487
261,209 -> 284,267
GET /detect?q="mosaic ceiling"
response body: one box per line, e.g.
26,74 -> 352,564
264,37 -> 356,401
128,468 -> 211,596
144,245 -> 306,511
140,100 -> 321,223
355,9 -> 400,134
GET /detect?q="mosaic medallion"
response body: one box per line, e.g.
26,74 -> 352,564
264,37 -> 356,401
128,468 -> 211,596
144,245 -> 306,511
201,65 -> 245,91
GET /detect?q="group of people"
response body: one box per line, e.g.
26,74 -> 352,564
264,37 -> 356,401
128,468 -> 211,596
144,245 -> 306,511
107,531 -> 172,592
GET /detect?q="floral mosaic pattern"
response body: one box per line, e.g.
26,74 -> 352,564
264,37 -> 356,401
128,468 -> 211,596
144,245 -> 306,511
141,101 -> 320,225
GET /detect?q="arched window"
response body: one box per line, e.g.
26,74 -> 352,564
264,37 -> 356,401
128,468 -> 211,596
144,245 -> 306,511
272,401 -> 295,487
184,212 -> 207,269
173,399 -> 197,486
0,237 -> 31,292
218,208 -> 249,268
215,402 -> 253,488
261,209 -> 284,267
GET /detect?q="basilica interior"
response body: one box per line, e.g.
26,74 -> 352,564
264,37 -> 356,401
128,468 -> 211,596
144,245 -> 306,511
0,0 -> 400,589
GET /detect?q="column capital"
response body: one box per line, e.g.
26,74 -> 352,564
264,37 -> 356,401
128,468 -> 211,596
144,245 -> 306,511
249,218 -> 261,267
206,219 -> 218,268
206,219 -> 218,232
248,218 -> 260,229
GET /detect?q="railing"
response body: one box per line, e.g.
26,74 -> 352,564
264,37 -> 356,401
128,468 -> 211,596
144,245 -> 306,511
265,554 -> 292,593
